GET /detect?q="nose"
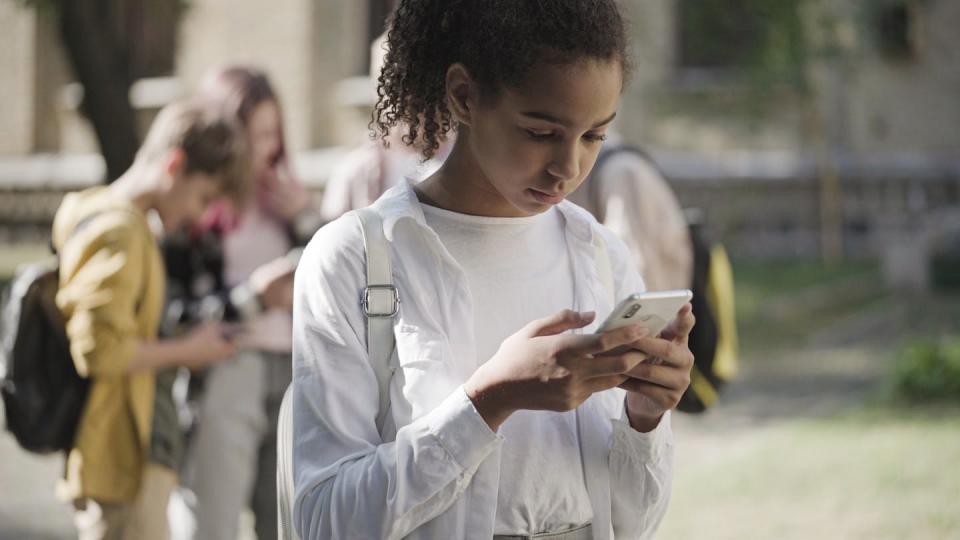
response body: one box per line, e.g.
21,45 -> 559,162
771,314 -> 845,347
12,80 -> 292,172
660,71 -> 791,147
546,140 -> 580,182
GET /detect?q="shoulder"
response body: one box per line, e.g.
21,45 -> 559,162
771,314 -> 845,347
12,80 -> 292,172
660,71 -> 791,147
298,212 -> 366,285
596,146 -> 666,185
54,188 -> 149,252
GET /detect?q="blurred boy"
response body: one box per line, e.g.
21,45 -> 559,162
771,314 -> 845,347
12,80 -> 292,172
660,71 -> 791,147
52,100 -> 249,540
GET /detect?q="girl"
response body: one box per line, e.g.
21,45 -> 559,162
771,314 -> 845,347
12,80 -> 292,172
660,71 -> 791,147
292,2 -> 695,539
168,66 -> 319,540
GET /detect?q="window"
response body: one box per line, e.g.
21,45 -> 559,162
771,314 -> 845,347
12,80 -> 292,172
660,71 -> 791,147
874,1 -> 917,61
676,0 -> 765,71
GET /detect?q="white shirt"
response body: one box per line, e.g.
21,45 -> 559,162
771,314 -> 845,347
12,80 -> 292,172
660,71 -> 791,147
421,204 -> 591,535
292,181 -> 674,540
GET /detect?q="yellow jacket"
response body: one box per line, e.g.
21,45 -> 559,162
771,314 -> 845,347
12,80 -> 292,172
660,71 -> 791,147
52,187 -> 165,502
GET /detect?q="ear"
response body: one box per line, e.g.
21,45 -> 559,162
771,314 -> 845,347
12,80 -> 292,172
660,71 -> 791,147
445,63 -> 477,127
163,148 -> 187,180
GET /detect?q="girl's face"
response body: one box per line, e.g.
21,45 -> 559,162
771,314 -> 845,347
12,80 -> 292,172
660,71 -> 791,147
464,57 -> 622,217
246,99 -> 283,178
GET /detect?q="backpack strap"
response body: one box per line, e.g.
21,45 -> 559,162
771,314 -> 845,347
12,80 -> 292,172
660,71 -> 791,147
354,208 -> 399,436
276,385 -> 298,540
275,209 -> 399,540
592,232 -> 616,305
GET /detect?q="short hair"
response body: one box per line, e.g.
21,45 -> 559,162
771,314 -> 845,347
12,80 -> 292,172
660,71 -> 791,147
135,99 -> 251,205
373,0 -> 630,159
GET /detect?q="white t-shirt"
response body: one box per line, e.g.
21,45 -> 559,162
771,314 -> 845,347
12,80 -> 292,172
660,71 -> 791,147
421,203 -> 594,535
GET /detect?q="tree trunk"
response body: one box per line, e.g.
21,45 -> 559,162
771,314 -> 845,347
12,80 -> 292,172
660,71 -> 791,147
57,0 -> 139,183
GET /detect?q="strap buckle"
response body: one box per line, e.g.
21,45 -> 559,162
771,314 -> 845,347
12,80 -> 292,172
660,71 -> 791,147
362,285 -> 400,318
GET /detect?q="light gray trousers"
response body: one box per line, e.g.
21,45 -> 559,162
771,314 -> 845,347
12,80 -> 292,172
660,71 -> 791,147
180,349 -> 292,540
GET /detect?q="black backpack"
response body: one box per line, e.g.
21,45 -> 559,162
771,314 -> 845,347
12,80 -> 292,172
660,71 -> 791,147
0,214 -> 104,453
586,145 -> 737,413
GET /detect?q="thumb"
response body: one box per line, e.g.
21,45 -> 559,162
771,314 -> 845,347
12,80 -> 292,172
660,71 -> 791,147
524,309 -> 595,338
660,303 -> 695,342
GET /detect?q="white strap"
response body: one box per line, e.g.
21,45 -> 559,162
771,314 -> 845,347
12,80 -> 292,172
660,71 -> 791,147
276,385 -> 298,540
593,233 -> 615,304
354,208 -> 398,435
276,209 -> 399,540
575,232 -> 616,540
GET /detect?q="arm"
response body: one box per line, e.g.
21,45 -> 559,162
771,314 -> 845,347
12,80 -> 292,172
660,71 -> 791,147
599,227 -> 676,538
59,226 -> 234,377
59,224 -> 147,377
292,219 -> 502,540
125,322 -> 235,373
609,408 -> 674,540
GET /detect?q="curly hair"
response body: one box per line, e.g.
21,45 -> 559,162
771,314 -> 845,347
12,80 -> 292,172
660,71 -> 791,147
372,0 -> 629,159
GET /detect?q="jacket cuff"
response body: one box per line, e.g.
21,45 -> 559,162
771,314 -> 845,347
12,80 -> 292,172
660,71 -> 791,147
426,386 -> 504,473
611,407 -> 673,463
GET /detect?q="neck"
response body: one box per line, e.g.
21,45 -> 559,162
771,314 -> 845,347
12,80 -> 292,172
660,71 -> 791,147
416,128 -> 527,218
108,163 -> 161,214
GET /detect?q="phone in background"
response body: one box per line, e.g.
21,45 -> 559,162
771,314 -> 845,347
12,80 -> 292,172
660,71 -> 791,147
596,289 -> 693,338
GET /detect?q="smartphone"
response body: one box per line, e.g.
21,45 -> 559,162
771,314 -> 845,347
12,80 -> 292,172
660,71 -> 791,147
596,289 -> 693,337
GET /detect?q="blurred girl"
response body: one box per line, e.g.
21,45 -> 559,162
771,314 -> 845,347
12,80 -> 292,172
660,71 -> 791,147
168,66 -> 318,540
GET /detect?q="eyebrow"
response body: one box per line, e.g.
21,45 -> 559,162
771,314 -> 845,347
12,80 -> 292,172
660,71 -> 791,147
521,111 -> 618,129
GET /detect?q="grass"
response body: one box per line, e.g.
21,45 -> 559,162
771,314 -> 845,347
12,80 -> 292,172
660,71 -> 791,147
657,258 -> 960,540
659,404 -> 960,540
732,258 -> 886,349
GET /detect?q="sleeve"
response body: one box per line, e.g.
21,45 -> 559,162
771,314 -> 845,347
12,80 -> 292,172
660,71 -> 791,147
609,407 -> 674,539
601,224 -> 675,539
58,221 -> 145,377
598,154 -> 693,291
292,217 -> 502,540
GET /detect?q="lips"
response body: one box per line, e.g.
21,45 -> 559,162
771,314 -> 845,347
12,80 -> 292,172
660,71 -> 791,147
528,188 -> 565,205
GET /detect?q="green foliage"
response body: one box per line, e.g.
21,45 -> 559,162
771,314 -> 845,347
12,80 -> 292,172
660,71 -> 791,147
894,338 -> 960,403
931,251 -> 960,291
677,0 -> 810,91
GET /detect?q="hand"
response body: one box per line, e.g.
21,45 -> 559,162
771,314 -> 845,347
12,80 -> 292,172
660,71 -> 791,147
620,303 -> 696,432
249,255 -> 296,312
178,321 -> 238,369
264,160 -> 309,221
464,310 -> 650,431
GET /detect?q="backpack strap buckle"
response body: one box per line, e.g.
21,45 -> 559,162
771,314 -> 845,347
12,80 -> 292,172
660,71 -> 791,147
362,285 -> 399,318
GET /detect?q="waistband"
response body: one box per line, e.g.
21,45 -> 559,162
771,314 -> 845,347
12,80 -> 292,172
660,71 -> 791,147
493,523 -> 592,540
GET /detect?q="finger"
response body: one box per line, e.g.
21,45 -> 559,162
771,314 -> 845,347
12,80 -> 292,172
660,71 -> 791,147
570,351 -> 645,378
619,379 -> 682,410
525,310 -> 595,338
629,336 -> 694,368
659,303 -> 695,342
624,361 -> 691,392
566,324 -> 649,357
584,374 -> 630,396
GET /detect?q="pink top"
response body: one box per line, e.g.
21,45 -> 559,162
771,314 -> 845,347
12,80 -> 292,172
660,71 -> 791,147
222,202 -> 293,352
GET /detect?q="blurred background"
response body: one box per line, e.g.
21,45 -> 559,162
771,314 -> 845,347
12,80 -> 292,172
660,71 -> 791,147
0,0 -> 958,539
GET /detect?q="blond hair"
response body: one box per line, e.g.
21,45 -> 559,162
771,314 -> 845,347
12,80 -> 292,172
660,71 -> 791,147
136,99 -> 251,205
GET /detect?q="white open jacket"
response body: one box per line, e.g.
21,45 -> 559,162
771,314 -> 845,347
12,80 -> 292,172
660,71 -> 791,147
292,182 -> 674,540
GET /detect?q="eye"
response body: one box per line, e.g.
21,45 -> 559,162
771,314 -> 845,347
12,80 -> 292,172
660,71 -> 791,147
524,128 -> 555,140
584,132 -> 607,143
